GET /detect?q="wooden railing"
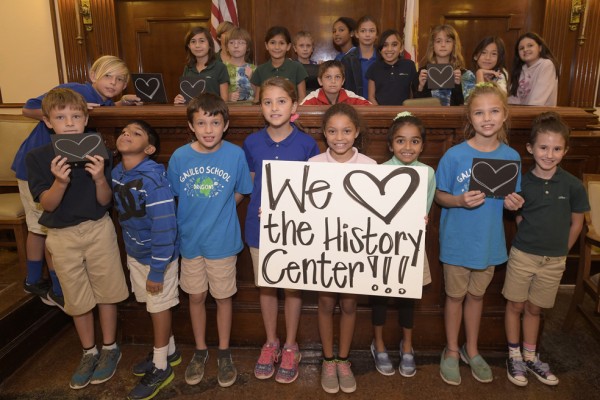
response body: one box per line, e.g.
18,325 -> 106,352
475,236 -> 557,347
89,105 -> 599,350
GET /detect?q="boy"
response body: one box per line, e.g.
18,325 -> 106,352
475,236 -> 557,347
112,120 -> 181,399
300,60 -> 371,105
167,93 -> 253,388
293,31 -> 319,93
25,88 -> 129,389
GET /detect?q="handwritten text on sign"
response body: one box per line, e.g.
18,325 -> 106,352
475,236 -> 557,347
258,161 -> 428,298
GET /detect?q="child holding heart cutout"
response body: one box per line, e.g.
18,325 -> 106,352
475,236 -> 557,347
435,82 -> 524,386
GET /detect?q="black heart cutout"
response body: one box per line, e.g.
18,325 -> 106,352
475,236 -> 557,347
471,160 -> 519,195
134,77 -> 160,99
180,79 -> 207,100
54,134 -> 102,160
343,167 -> 420,225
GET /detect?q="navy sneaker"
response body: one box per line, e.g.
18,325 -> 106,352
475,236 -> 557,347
46,290 -> 65,312
128,364 -> 174,400
133,349 -> 182,376
23,279 -> 53,306
69,352 -> 99,390
90,346 -> 121,384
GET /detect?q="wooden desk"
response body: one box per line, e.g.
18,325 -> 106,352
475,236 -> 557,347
89,105 -> 600,350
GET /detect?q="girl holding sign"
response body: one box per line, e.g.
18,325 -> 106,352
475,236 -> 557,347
435,82 -> 524,386
309,103 -> 376,394
243,77 -> 319,384
415,24 -> 466,106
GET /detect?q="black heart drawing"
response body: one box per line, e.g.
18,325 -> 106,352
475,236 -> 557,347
428,65 -> 453,88
134,77 -> 160,99
471,161 -> 519,194
343,167 -> 420,225
54,134 -> 102,160
180,79 -> 206,100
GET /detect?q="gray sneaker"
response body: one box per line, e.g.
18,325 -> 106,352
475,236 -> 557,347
320,359 -> 339,394
217,355 -> 237,387
69,352 -> 99,389
90,346 -> 122,384
370,340 -> 395,376
185,350 -> 208,385
336,359 -> 356,393
399,340 -> 416,377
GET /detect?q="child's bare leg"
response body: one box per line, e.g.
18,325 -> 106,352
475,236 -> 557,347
189,292 -> 208,349
283,289 -> 302,347
444,295 -> 464,358
73,310 -> 95,348
338,294 -> 357,358
151,309 -> 172,348
463,293 -> 484,357
215,297 -> 232,349
97,303 -> 118,345
522,301 -> 541,346
26,232 -> 45,260
505,300 -> 525,344
402,327 -> 413,353
318,292 -> 336,358
260,286 -> 279,343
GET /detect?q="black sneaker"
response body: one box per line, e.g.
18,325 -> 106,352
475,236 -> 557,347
524,356 -> 559,386
23,279 -> 53,306
132,349 -> 182,376
128,364 -> 174,400
46,290 -> 66,312
506,357 -> 528,386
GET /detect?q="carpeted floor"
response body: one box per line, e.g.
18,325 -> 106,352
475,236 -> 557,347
0,288 -> 599,399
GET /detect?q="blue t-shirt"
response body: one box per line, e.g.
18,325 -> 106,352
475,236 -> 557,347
12,82 -> 114,180
242,125 -> 320,248
167,141 -> 252,259
436,141 -> 522,269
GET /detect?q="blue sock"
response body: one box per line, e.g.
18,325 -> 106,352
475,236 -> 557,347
26,260 -> 43,285
49,270 -> 63,296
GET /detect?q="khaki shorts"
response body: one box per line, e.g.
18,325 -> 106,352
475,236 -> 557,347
502,247 -> 566,308
422,253 -> 432,286
180,255 -> 237,299
128,256 -> 180,313
250,246 -> 299,292
46,214 -> 128,316
443,263 -> 495,298
18,179 -> 47,235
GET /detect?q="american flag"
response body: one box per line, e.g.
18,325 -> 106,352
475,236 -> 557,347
211,0 -> 239,51
403,0 -> 418,63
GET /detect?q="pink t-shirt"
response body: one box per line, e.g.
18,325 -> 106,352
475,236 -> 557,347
308,147 -> 376,164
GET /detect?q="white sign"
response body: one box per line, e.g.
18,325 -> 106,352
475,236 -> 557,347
258,161 -> 428,298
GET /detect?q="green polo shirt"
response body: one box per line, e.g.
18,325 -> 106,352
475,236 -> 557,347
250,58 -> 308,87
182,60 -> 229,97
512,167 -> 590,257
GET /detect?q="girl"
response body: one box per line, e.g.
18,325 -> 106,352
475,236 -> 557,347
435,82 -> 524,386
415,24 -> 466,106
341,15 -> 378,99
462,36 -> 508,101
370,112 -> 435,378
174,26 -> 229,104
503,112 -> 588,387
367,29 -> 418,105
12,55 -> 139,310
309,103 -> 376,394
243,77 -> 319,384
332,17 -> 357,61
508,32 -> 558,106
223,27 -> 256,102
250,26 -> 308,103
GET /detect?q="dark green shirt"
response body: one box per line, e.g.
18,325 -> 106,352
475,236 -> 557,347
250,58 -> 308,87
513,167 -> 590,256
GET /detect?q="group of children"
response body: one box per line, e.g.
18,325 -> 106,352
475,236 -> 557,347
11,21 -> 582,400
175,18 -> 559,109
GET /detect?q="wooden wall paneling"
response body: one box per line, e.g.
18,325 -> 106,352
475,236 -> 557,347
417,1 -> 544,71
56,0 -> 91,82
568,0 -> 600,107
87,0 -> 119,59
115,0 -> 211,101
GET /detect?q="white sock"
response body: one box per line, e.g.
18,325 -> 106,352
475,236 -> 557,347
103,342 -> 117,351
153,345 -> 168,370
168,335 -> 176,356
83,346 -> 98,356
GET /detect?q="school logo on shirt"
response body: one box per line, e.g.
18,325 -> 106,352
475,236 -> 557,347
179,165 -> 231,198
